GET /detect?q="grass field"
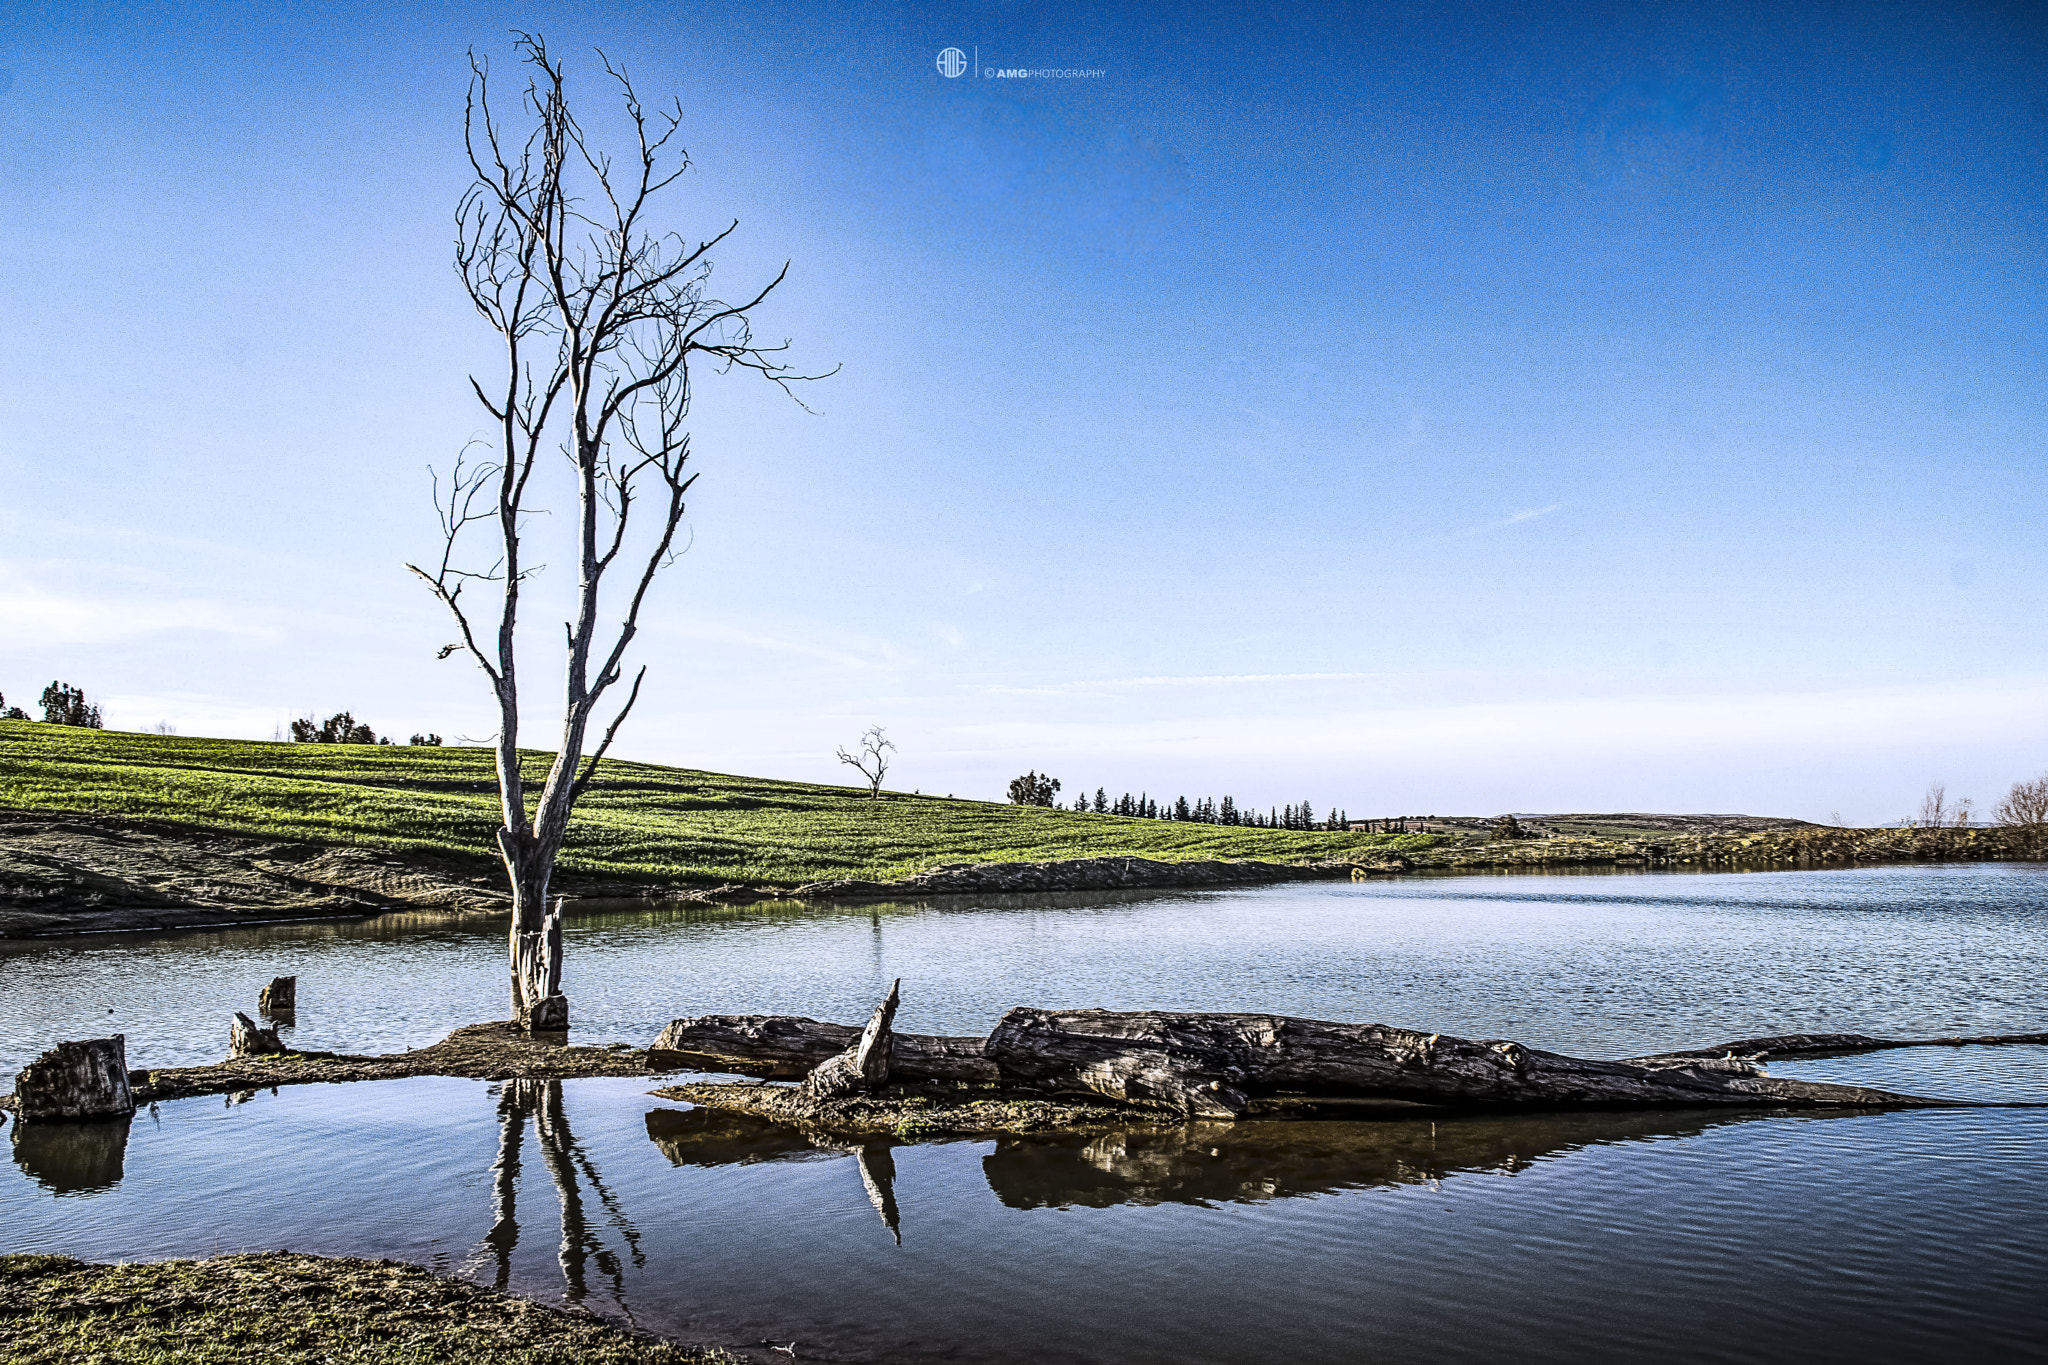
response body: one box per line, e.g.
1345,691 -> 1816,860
0,721 -> 1434,886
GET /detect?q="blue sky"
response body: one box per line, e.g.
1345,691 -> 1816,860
2,0 -> 2044,822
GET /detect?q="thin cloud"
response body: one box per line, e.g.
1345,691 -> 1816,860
1465,503 -> 1561,535
987,671 -> 1383,696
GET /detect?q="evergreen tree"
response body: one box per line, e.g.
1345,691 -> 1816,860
1220,795 -> 1236,825
1095,787 -> 1108,813
1174,795 -> 1190,822
39,681 -> 103,729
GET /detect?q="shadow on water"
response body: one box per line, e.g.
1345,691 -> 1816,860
466,1080 -> 646,1317
9,1115 -> 133,1194
641,1103 -> 1885,1235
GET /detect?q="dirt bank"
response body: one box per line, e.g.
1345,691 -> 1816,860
0,1251 -> 738,1364
4,809 -> 2039,940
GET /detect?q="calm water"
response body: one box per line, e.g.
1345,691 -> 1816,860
5,865 -> 2047,1362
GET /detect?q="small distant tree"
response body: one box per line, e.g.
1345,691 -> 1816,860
1493,814 -> 1524,842
1007,769 -> 1061,807
0,693 -> 29,721
1094,787 -> 1108,813
410,733 -> 445,746
291,711 -> 385,744
1995,774 -> 2048,829
39,682 -> 103,729
838,726 -> 894,798
1914,780 -> 1948,829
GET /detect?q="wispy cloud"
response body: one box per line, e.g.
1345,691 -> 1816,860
987,671 -> 1382,696
0,562 -> 281,646
1465,503 -> 1561,535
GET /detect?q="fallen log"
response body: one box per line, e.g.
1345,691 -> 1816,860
1637,1030 -> 2048,1061
802,980 -> 900,1100
646,1006 -> 2008,1120
650,1014 -> 999,1083
983,1010 -> 1972,1118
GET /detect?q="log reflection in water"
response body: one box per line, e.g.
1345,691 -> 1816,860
9,1114 -> 132,1194
644,1107 -> 902,1241
981,1108 -> 1868,1209
469,1080 -> 644,1312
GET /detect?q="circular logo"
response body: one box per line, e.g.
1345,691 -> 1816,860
937,47 -> 967,79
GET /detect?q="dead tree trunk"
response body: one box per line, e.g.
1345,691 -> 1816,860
258,976 -> 297,1013
229,1012 -> 286,1058
650,1013 -> 998,1082
510,898 -> 567,1031
983,1010 -> 1967,1118
14,1035 -> 135,1121
801,980 -> 900,1100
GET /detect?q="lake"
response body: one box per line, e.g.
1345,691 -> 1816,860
5,864 -> 2046,1362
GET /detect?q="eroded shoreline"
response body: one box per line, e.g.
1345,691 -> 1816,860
5,808 -> 2041,940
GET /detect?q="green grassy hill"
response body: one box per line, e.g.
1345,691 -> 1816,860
0,721 -> 1433,886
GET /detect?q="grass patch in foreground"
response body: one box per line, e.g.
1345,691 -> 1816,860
0,721 -> 1440,885
0,1252 -> 733,1364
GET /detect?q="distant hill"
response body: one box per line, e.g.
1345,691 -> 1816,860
1356,813 -> 1819,840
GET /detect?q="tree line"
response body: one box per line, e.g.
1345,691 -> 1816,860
1008,771 -> 1348,829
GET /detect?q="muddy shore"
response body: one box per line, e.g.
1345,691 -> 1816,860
4,809 -> 2039,939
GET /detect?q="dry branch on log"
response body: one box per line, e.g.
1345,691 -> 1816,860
802,980 -> 901,1100
650,1014 -> 999,1083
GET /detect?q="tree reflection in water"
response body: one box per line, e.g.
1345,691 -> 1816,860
469,1079 -> 646,1315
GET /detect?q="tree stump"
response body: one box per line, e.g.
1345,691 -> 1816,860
513,903 -> 568,1031
13,1035 -> 135,1122
229,1011 -> 287,1058
258,976 -> 297,1012
801,979 -> 900,1100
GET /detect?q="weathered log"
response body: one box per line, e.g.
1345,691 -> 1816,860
802,979 -> 901,1100
983,1009 -> 1970,1119
13,1035 -> 135,1121
1638,1029 -> 2048,1061
229,1011 -> 286,1058
258,975 -> 297,1012
649,1014 -> 999,1083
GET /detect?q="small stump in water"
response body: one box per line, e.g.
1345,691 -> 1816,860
229,1012 -> 286,1058
258,976 -> 296,1012
14,1035 -> 135,1122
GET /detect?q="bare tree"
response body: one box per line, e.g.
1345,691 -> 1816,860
1995,775 -> 2048,849
1914,780 -> 1948,830
837,726 -> 893,799
407,35 -> 826,1029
